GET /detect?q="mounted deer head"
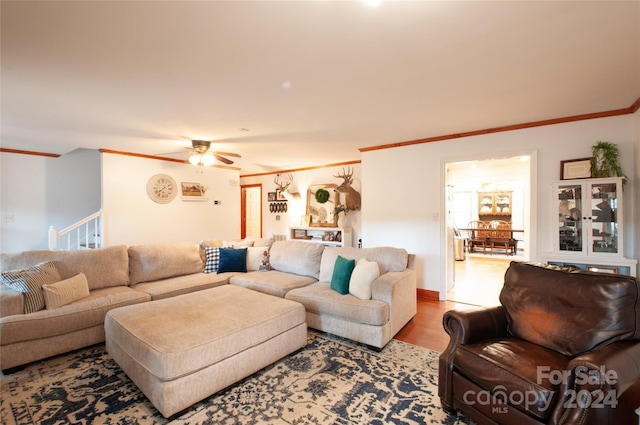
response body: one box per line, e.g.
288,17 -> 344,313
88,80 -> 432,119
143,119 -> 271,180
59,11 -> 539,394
334,167 -> 361,211
274,173 -> 300,200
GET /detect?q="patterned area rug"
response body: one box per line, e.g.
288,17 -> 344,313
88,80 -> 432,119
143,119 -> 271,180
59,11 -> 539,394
1,331 -> 473,424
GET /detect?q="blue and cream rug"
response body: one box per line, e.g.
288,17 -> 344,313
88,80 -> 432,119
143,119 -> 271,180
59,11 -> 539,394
1,331 -> 473,424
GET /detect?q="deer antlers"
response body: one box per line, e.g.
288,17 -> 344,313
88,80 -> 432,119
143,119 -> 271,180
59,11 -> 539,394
273,174 -> 300,200
274,174 -> 293,192
333,167 -> 353,183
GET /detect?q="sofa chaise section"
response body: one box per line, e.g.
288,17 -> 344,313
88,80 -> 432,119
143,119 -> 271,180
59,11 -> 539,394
286,246 -> 417,349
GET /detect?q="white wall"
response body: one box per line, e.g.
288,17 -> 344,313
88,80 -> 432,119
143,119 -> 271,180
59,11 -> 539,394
102,153 -> 241,246
240,164 -> 362,246
1,153 -> 50,253
0,149 -> 102,253
363,115 -> 638,296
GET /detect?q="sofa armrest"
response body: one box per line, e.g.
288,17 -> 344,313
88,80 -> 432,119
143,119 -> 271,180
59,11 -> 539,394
0,285 -> 24,317
438,306 -> 509,409
550,340 -> 640,425
371,269 -> 417,337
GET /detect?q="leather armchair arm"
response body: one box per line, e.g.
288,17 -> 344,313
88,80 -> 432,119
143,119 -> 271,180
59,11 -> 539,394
442,306 -> 510,345
438,306 -> 510,409
550,340 -> 640,425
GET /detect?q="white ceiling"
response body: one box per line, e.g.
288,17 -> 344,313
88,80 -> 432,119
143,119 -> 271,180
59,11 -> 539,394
2,1 -> 639,175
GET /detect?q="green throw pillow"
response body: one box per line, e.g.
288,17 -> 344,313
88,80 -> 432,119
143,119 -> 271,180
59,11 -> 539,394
330,255 -> 355,295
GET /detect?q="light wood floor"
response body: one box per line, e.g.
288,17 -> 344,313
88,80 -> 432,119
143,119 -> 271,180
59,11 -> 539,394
394,255 -> 514,353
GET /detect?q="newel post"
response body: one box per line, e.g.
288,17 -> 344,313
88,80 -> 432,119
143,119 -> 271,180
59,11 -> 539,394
48,226 -> 58,250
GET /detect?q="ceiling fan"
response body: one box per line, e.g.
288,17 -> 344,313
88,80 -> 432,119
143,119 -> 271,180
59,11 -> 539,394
158,140 -> 241,166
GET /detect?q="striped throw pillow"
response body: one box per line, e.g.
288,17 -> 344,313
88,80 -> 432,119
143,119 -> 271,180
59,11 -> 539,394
43,272 -> 90,309
1,261 -> 62,313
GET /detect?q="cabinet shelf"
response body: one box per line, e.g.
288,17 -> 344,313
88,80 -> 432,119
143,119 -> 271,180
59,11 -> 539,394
289,226 -> 352,247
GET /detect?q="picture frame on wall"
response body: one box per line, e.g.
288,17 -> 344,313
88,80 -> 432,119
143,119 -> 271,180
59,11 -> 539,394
268,192 -> 276,202
560,158 -> 592,180
276,189 -> 287,201
181,182 -> 205,197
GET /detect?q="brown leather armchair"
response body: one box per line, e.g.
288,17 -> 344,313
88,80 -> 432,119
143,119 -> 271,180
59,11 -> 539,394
439,261 -> 640,425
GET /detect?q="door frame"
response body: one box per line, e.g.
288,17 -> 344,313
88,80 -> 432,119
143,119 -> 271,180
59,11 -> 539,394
440,149 -> 538,300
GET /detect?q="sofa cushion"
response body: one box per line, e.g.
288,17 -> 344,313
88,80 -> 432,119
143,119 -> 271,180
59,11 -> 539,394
349,259 -> 380,300
43,272 -> 90,309
230,270 -> 316,298
246,247 -> 266,271
319,246 -> 408,283
269,241 -> 325,279
248,237 -> 274,248
218,248 -> 247,273
0,286 -> 150,345
199,239 -> 223,263
286,282 -> 389,326
0,245 -> 130,291
130,272 -> 232,301
128,243 -> 203,284
1,261 -> 62,314
330,256 -> 355,295
500,261 -> 640,356
454,338 -> 569,421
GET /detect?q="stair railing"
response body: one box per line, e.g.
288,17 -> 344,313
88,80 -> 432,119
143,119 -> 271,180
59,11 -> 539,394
48,209 -> 103,251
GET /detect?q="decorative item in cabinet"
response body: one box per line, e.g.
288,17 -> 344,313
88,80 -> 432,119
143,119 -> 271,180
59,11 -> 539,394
478,192 -> 512,216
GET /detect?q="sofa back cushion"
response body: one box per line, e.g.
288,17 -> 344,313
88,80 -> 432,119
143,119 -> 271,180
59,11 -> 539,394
0,245 -> 130,290
268,241 -> 325,279
319,246 -> 408,283
500,261 -> 640,356
129,243 -> 203,284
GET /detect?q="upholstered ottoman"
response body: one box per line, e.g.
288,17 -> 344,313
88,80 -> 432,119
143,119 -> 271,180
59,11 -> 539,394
104,285 -> 307,418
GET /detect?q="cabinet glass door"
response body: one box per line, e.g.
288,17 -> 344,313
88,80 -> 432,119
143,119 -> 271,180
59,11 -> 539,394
557,183 -> 583,253
589,181 -> 619,254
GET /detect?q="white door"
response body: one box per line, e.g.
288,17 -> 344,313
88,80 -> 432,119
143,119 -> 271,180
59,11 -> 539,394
245,186 -> 261,238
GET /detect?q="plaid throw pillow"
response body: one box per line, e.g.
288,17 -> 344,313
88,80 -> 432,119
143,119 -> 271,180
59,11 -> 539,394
2,261 -> 62,313
204,247 -> 220,273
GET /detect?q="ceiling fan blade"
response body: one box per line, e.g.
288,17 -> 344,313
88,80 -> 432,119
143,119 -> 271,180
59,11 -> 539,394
213,151 -> 241,158
214,154 -> 234,165
154,150 -> 185,156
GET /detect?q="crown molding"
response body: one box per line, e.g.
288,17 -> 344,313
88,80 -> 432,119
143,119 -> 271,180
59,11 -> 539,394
0,148 -> 60,157
360,98 -> 640,153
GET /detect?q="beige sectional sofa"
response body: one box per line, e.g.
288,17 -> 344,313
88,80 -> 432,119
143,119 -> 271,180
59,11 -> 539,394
1,239 -> 416,370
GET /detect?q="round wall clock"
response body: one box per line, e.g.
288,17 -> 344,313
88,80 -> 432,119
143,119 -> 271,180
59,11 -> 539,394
146,174 -> 178,204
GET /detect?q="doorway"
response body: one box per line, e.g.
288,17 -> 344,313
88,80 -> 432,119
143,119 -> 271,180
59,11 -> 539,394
241,185 -> 262,239
445,154 -> 534,306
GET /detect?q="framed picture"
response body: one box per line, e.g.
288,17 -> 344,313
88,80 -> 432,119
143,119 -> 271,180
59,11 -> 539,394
560,158 -> 591,180
181,182 -> 205,197
267,192 -> 277,202
276,189 -> 287,201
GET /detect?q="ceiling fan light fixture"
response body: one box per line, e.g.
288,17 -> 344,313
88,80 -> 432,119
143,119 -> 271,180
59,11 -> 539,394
202,151 -> 216,166
188,153 -> 202,165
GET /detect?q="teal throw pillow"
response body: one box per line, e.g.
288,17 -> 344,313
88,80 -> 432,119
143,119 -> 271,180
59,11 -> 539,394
217,248 -> 248,273
330,255 -> 355,295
